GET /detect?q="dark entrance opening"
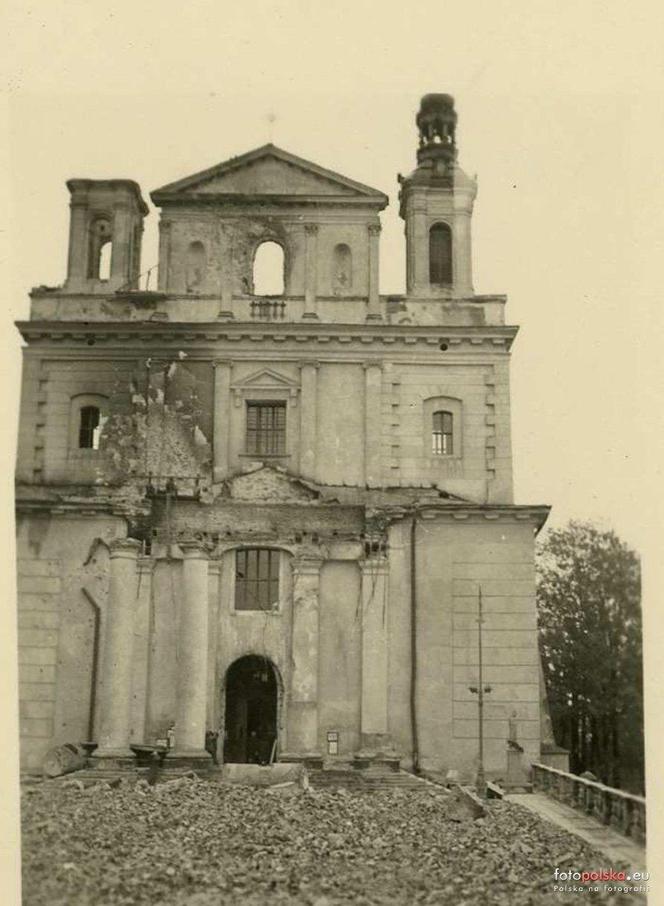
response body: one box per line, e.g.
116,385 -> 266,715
223,655 -> 278,764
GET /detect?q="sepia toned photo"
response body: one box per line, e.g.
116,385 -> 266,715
4,4 -> 660,905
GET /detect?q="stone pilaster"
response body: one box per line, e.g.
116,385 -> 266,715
287,558 -> 323,758
366,223 -> 382,320
169,540 -> 212,765
303,224 -> 319,319
157,220 -> 171,292
299,360 -> 318,480
454,210 -> 473,296
92,538 -> 141,764
363,361 -> 383,487
110,202 -> 132,287
359,558 -> 390,749
219,226 -> 234,316
65,197 -> 88,289
410,203 -> 429,295
213,360 -> 232,482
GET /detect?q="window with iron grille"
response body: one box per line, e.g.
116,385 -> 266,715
79,405 -> 104,449
432,410 -> 453,455
246,401 -> 286,455
235,548 -> 280,611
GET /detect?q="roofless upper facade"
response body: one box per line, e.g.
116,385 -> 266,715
15,95 -> 556,780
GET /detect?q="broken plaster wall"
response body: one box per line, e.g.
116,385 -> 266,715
161,209 -> 372,300
18,356 -> 213,496
103,360 -> 213,493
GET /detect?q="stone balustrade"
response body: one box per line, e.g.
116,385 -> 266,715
531,762 -> 646,845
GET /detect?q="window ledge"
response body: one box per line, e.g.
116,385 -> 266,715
239,452 -> 291,460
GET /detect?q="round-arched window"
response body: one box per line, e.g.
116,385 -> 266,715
253,241 -> 285,296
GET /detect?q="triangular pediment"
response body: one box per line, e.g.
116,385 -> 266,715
232,368 -> 299,391
151,144 -> 388,206
227,465 -> 320,503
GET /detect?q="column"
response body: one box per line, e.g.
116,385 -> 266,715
303,224 -> 319,319
288,558 -> 323,756
363,361 -> 383,487
130,556 -> 154,745
367,223 -> 382,320
157,219 -> 171,291
170,541 -> 211,763
213,360 -> 232,482
92,538 -> 141,762
359,558 -> 389,749
299,360 -> 318,480
110,202 -> 132,286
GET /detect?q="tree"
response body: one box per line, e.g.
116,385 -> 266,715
536,521 -> 643,793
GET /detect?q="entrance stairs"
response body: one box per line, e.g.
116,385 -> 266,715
308,767 -> 440,792
28,763 -> 442,793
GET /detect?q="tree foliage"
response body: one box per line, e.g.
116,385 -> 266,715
536,521 -> 644,793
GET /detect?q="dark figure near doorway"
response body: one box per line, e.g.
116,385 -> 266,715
205,730 -> 219,764
223,655 -> 278,764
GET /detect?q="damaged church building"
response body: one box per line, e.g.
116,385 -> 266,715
15,94 -> 557,780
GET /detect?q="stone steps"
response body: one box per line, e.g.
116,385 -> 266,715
44,764 -> 202,787
308,769 -> 438,792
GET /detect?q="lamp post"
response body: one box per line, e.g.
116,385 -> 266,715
469,585 -> 492,798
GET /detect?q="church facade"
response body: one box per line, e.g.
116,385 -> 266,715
15,95 -> 550,777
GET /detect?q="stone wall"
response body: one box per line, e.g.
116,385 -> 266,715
16,512 -> 127,771
17,350 -> 514,503
386,517 -> 540,777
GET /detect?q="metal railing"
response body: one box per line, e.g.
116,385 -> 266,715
531,762 -> 646,844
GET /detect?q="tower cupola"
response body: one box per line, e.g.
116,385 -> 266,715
416,93 -> 457,168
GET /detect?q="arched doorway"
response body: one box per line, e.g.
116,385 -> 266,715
223,655 -> 279,764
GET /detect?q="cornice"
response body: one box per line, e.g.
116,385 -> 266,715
152,193 -> 386,209
16,320 -> 519,351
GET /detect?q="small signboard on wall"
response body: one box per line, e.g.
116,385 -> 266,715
327,731 -> 339,755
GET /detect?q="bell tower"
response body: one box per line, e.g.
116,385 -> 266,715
63,179 -> 148,293
399,94 -> 477,298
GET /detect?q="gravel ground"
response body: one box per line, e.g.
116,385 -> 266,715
20,777 -> 646,906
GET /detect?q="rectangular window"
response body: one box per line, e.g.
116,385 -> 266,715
246,401 -> 286,455
432,410 -> 453,455
79,406 -> 105,449
235,548 -> 280,611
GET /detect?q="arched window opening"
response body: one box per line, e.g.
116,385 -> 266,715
432,410 -> 453,455
429,222 -> 453,286
88,218 -> 113,280
79,405 -> 106,450
253,241 -> 284,296
186,240 -> 206,292
332,243 -> 352,295
235,548 -> 280,611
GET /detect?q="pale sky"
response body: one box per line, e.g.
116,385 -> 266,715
2,3 -> 664,891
